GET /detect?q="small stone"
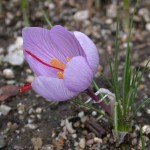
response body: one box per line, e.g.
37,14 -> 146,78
106,19 -> 113,24
60,120 -> 65,127
79,138 -> 86,149
92,111 -> 97,116
28,108 -> 34,114
81,116 -> 88,123
35,108 -> 42,114
146,109 -> 150,114
27,119 -> 34,124
138,8 -> 149,16
142,125 -> 150,135
86,139 -> 94,146
0,47 -> 4,54
94,137 -> 102,143
65,119 -> 76,134
4,37 -> 24,66
37,114 -> 41,119
18,110 -> 23,115
6,80 -> 15,85
78,111 -> 84,118
73,10 -> 89,22
0,105 -> 11,115
107,4 -> 117,18
73,121 -> 80,128
25,124 -> 38,130
3,69 -> 14,79
109,138 -> 114,144
72,133 -> 77,139
82,130 -> 88,136
25,75 -> 34,83
131,138 -> 137,146
0,135 -> 6,148
137,112 -> 142,117
146,23 -> 150,31
74,141 -> 78,146
31,137 -> 42,150
131,132 -> 138,138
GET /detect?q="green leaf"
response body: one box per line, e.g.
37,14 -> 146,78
42,10 -> 53,28
140,125 -> 146,150
133,98 -> 150,117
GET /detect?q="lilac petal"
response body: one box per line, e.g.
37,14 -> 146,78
23,27 -> 58,76
64,56 -> 93,92
74,31 -> 99,74
49,25 -> 85,63
24,51 -> 57,77
22,26 -> 85,76
31,76 -> 78,101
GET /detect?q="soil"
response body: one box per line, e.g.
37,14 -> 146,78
0,0 -> 150,149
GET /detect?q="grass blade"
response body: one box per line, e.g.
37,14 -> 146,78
42,10 -> 53,28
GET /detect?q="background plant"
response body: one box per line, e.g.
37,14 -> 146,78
20,0 -> 30,26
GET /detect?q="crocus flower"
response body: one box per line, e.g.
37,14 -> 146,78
21,25 -> 99,101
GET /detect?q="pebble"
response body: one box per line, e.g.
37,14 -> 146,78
81,116 -> 88,123
92,111 -> 97,116
94,137 -> 102,143
0,47 -> 4,54
79,138 -> 86,149
105,19 -> 113,24
25,75 -> 34,83
28,108 -> 34,114
136,112 -> 142,117
73,121 -> 80,128
0,135 -> 6,149
60,120 -> 65,127
6,80 -> 15,85
73,10 -> 89,22
65,119 -> 76,134
138,8 -> 149,16
142,125 -> 150,135
35,107 -> 42,114
146,108 -> 150,114
4,37 -> 24,66
27,118 -> 34,124
145,23 -> 150,31
107,4 -> 117,18
37,114 -> 41,119
82,130 -> 88,136
78,111 -> 84,118
3,69 -> 14,79
0,105 -> 11,115
131,138 -> 137,146
86,139 -> 94,146
71,133 -> 77,139
131,132 -> 138,138
25,124 -> 38,130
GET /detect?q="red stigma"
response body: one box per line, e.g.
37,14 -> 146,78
25,50 -> 64,71
20,83 -> 32,92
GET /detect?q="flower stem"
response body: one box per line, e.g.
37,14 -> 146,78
86,88 -> 112,116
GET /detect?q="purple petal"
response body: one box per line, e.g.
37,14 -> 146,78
49,25 -> 85,62
23,51 -> 57,77
74,31 -> 99,74
31,76 -> 78,101
22,26 -> 85,76
64,56 -> 93,92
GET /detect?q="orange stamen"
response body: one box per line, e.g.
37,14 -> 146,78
57,72 -> 64,79
67,57 -> 71,62
50,58 -> 66,70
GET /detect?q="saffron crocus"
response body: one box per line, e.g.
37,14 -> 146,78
21,25 -> 99,101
